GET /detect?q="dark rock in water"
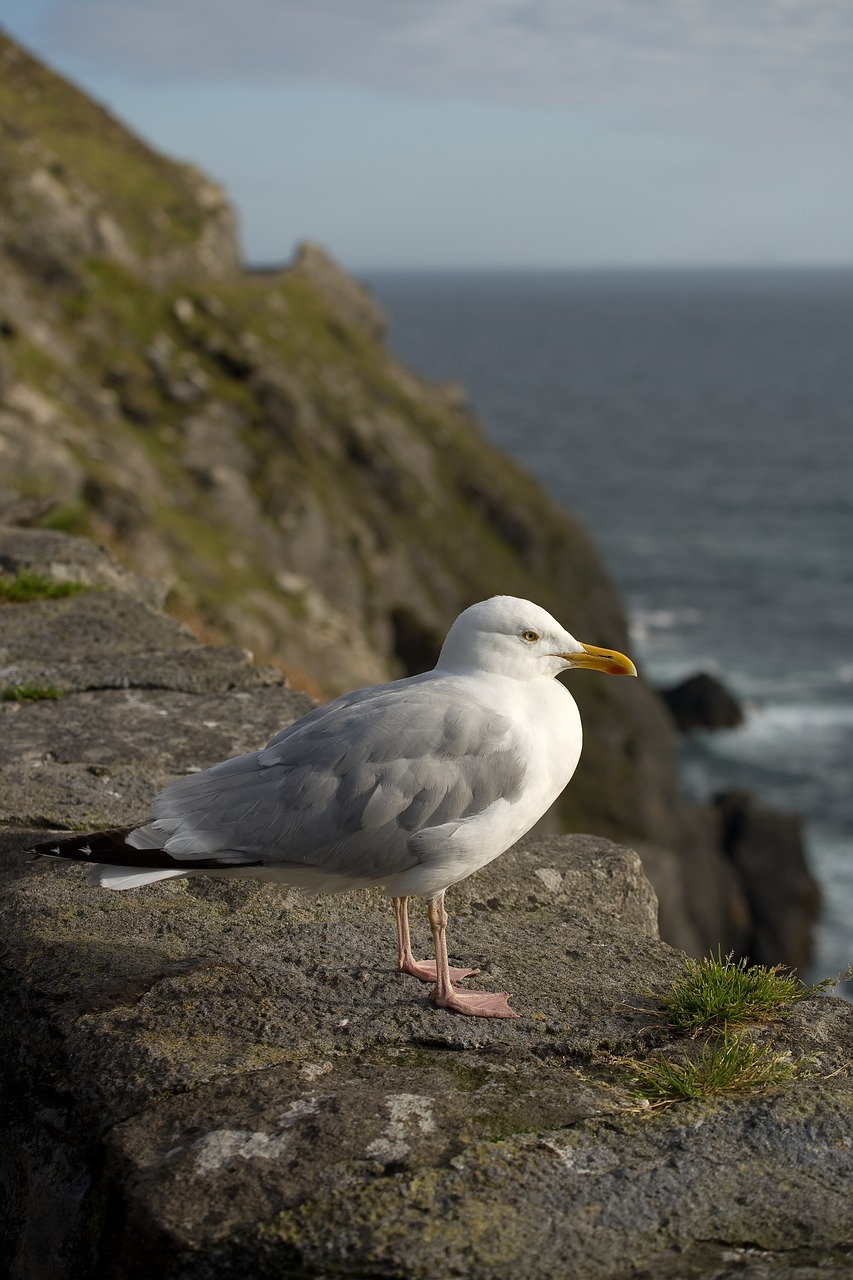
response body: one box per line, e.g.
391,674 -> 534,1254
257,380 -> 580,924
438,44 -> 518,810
661,671 -> 744,732
715,789 -> 821,969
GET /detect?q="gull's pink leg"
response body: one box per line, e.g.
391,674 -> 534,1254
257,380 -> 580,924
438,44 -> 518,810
393,896 -> 478,984
426,891 -> 517,1019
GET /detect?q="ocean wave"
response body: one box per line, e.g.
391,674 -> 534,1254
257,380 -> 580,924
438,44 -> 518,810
730,669 -> 853,700
725,701 -> 853,738
629,606 -> 702,640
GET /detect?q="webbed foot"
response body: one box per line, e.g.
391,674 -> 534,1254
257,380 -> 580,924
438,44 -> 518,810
398,958 -> 480,984
430,986 -> 518,1019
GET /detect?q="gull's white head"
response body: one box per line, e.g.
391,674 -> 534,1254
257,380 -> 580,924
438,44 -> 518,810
437,596 -> 637,682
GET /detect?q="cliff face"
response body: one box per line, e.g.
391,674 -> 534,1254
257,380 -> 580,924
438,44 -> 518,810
0,31 -> 816,962
0,34 -> 239,287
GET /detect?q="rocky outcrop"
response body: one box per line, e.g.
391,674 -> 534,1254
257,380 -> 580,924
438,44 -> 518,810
0,530 -> 311,831
0,23 -> 629,704
5,816 -> 851,1280
0,34 -> 240,286
714,790 -> 821,971
1,547 -> 852,1278
661,671 -> 744,732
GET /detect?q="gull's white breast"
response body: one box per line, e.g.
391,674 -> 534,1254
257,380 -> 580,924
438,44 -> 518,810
382,674 -> 582,899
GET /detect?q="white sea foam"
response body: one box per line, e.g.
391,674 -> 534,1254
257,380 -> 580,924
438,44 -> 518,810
705,703 -> 853,783
629,606 -> 702,644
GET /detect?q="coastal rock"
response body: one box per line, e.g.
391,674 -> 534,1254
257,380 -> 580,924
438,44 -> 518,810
0,35 -> 240,286
285,240 -> 388,341
0,488 -> 61,527
661,671 -> 745,732
2,830 -> 852,1279
0,525 -> 168,609
715,790 -> 821,969
1,534 -> 851,1279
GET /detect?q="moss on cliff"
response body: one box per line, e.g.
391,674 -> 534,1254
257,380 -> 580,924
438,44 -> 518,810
0,33 -> 223,262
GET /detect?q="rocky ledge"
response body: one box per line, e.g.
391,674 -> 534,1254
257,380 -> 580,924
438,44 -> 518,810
2,534 -> 852,1279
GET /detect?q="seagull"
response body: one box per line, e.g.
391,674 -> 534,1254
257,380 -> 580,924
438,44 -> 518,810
34,596 -> 636,1019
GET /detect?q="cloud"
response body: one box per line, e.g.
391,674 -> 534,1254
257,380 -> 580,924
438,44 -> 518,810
42,0 -> 853,131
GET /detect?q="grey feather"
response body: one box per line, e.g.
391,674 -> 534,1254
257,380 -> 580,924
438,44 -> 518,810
141,672 -> 528,882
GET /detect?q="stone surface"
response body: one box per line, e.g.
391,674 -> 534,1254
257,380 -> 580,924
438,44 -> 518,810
0,525 -> 169,608
0,684 -> 313,830
285,240 -> 388,341
0,590 -> 286,698
2,828 -> 852,1280
0,489 -> 61,527
1,538 -> 851,1279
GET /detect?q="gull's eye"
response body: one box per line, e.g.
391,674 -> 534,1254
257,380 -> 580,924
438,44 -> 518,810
521,629 -> 539,643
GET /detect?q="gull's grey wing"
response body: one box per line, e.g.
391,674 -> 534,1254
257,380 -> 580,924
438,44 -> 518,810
132,674 -> 528,882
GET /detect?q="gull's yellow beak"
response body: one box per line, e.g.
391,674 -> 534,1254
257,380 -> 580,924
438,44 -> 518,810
564,642 -> 638,677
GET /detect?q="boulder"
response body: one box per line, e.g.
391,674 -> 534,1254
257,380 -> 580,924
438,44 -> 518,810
660,671 -> 745,733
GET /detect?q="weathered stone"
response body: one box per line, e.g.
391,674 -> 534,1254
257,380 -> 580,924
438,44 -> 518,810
2,827 -> 851,1280
0,525 -> 168,608
0,533 -> 850,1279
0,490 -> 61,527
0,683 -> 313,829
0,591 -> 286,696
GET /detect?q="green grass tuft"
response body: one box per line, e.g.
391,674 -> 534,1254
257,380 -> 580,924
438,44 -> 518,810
0,571 -> 89,603
2,684 -> 64,702
630,1034 -> 800,1107
38,501 -> 92,537
659,949 -> 845,1033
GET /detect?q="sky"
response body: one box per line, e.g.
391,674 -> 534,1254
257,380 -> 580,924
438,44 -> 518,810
3,0 -> 853,271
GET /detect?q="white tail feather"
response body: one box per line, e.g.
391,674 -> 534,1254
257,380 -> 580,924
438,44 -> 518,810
86,865 -> 187,891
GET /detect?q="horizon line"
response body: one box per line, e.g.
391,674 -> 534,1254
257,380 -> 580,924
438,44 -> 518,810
249,259 -> 853,277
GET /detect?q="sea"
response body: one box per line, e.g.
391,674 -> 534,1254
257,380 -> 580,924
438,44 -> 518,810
366,268 -> 853,989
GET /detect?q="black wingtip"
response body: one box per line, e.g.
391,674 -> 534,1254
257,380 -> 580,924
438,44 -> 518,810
30,828 -> 263,871
30,828 -> 136,862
